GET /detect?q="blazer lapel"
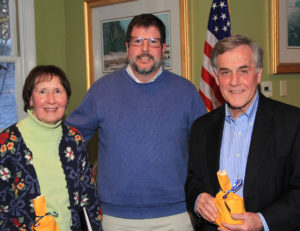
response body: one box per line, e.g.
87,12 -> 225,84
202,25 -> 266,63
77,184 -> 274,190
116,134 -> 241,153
206,106 -> 226,193
244,94 -> 274,193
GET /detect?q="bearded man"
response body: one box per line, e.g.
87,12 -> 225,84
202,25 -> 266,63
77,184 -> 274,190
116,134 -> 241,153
67,14 -> 206,231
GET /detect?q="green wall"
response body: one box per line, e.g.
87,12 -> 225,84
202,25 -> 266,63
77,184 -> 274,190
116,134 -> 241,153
34,0 -> 66,72
64,0 -> 87,115
34,0 -> 300,113
34,0 -> 86,115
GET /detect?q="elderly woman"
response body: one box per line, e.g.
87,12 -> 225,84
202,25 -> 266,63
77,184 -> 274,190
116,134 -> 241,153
0,65 -> 102,230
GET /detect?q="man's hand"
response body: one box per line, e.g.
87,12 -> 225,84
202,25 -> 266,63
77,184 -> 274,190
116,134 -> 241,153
217,212 -> 263,231
195,193 -> 218,223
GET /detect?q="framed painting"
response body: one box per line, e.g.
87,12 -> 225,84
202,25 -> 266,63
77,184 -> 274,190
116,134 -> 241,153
270,0 -> 300,74
83,0 -> 191,89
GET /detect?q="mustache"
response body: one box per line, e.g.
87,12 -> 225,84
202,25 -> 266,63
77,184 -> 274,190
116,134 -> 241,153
136,54 -> 154,60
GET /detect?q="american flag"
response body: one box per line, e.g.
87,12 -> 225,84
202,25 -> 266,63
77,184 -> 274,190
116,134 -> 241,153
199,0 -> 231,111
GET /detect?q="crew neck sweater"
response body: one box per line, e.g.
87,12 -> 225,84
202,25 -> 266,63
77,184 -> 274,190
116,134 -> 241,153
17,110 -> 72,230
66,68 -> 207,219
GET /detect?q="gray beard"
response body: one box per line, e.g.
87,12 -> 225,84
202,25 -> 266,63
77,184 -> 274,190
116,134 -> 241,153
131,60 -> 162,75
129,54 -> 163,75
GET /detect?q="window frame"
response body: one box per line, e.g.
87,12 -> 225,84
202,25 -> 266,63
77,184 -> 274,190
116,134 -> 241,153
0,0 -> 36,130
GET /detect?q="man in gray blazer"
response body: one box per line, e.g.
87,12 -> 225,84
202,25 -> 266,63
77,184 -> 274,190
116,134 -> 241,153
186,34 -> 300,231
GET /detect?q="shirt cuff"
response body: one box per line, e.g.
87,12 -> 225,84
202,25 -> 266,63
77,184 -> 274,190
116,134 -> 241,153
257,212 -> 269,231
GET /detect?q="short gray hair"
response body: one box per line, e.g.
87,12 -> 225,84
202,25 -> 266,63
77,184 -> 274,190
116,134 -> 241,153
210,34 -> 263,73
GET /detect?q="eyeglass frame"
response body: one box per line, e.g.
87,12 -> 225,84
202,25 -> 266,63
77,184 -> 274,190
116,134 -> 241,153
128,36 -> 164,48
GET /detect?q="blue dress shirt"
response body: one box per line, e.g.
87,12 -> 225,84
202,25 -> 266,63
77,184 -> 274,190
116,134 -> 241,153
219,92 -> 269,231
219,92 -> 259,197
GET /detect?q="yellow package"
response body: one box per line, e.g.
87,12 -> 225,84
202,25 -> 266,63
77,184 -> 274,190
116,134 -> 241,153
214,170 -> 245,228
31,195 -> 60,231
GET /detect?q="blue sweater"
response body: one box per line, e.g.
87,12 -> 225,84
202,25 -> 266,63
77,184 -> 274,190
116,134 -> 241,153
66,68 -> 206,219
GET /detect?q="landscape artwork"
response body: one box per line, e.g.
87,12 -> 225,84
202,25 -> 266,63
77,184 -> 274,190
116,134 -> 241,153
288,0 -> 300,47
101,12 -> 171,73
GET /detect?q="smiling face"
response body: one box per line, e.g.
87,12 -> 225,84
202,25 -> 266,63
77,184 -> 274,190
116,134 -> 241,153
126,25 -> 166,83
30,75 -> 68,125
213,45 -> 262,118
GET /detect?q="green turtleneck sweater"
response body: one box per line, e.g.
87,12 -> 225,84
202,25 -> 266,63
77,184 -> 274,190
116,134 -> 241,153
17,110 -> 72,230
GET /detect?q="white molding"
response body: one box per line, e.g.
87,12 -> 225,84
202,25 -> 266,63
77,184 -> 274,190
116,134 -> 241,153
16,0 -> 36,120
18,0 -> 36,74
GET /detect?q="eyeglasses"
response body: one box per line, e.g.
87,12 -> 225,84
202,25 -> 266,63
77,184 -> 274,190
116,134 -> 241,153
129,36 -> 163,48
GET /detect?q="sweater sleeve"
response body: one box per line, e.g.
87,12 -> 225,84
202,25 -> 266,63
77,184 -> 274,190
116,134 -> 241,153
66,85 -> 100,142
190,86 -> 207,129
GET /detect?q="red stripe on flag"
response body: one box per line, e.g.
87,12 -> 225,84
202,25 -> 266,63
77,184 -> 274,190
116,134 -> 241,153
203,41 -> 213,58
201,67 -> 225,105
199,89 -> 214,112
